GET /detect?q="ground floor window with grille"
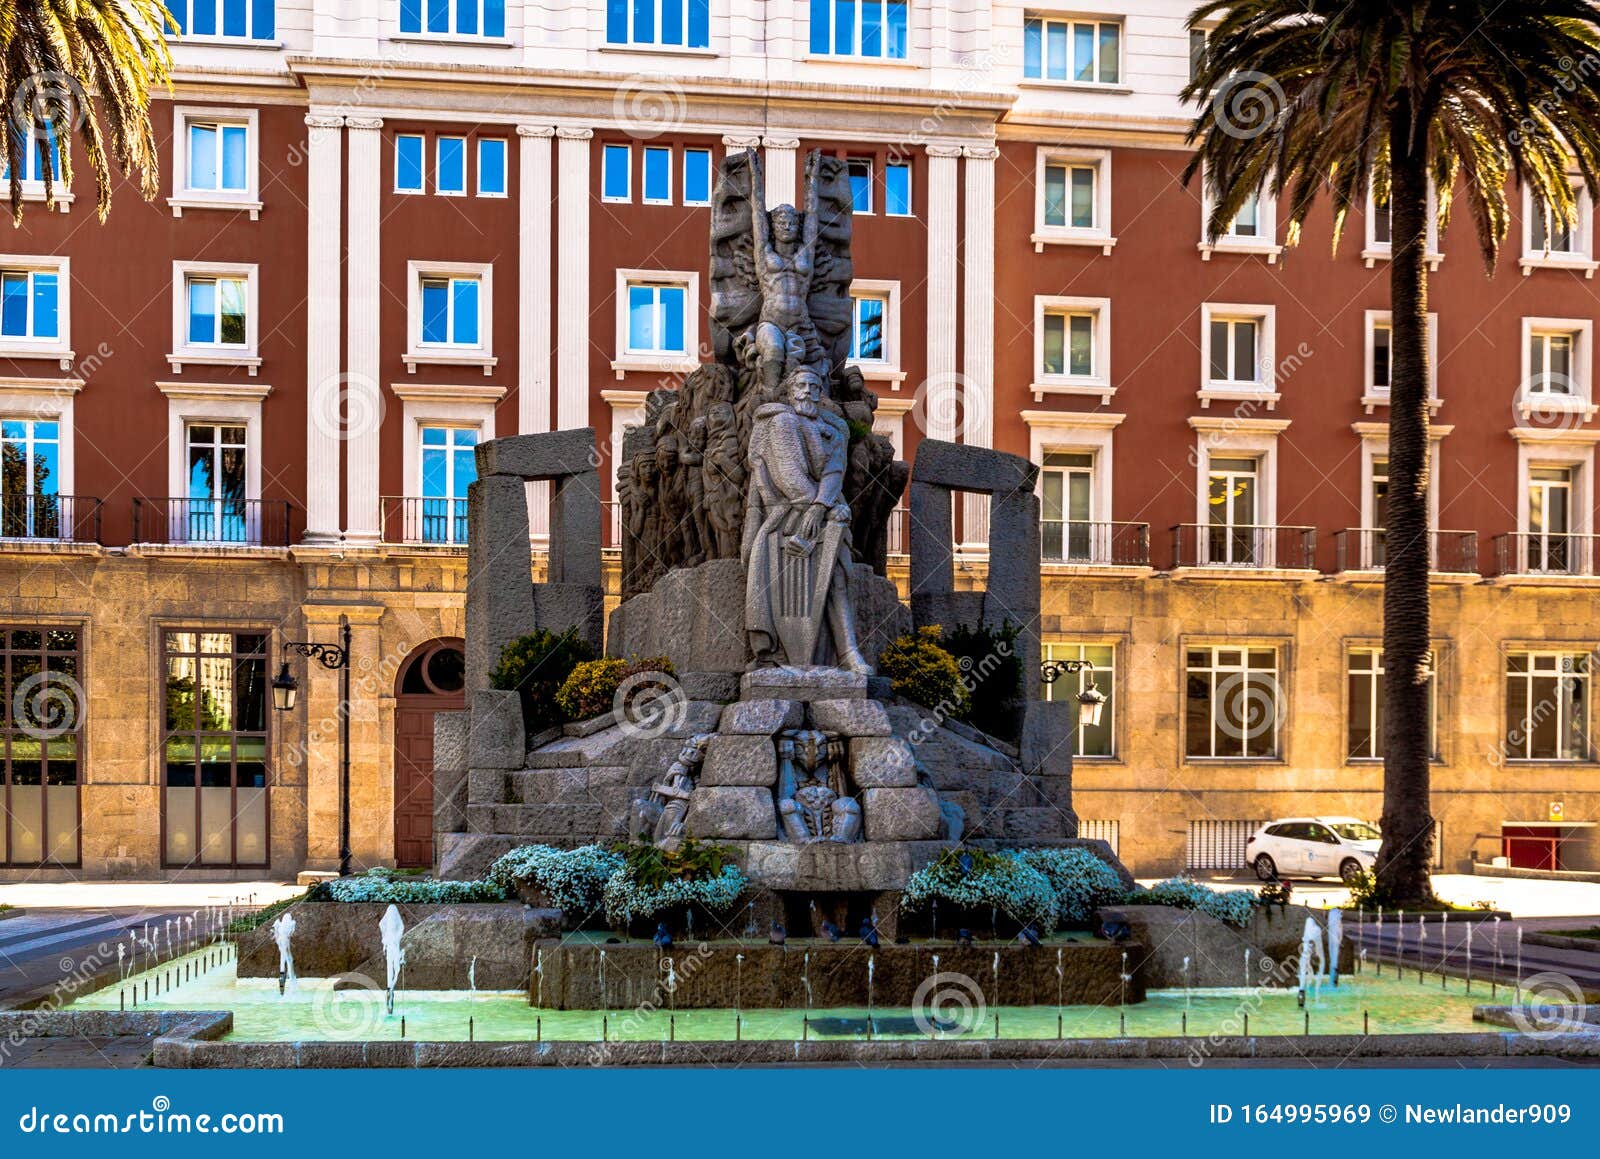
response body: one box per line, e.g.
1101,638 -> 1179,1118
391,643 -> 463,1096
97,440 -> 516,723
163,630 -> 270,868
1504,650 -> 1591,762
1042,641 -> 1114,757
1,626 -> 81,866
1185,646 -> 1281,759
1347,648 -> 1438,760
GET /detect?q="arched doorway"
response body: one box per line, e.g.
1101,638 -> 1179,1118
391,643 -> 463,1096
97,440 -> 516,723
392,638 -> 466,868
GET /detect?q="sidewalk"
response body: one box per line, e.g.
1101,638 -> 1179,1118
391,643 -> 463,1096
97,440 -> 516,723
1171,872 -> 1600,919
0,880 -> 304,911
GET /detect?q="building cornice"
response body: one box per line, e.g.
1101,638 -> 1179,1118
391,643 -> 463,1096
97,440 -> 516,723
156,381 -> 273,403
390,382 -> 507,405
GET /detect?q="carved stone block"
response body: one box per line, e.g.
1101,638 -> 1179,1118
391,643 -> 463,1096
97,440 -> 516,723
861,786 -> 943,841
699,734 -> 779,787
848,736 -> 918,787
683,787 -> 778,840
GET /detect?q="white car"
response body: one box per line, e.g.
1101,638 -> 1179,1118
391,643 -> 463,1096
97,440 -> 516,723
1244,817 -> 1382,883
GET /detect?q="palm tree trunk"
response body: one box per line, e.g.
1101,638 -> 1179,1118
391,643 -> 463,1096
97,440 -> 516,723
1376,96 -> 1437,905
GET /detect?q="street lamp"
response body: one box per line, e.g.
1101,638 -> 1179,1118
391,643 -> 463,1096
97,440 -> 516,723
1039,658 -> 1108,730
273,614 -> 353,877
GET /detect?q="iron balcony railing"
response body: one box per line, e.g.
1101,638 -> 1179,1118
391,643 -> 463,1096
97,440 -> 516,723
1171,523 -> 1317,570
383,496 -> 469,546
132,498 -> 293,547
1332,528 -> 1479,575
1494,531 -> 1600,577
0,494 -> 102,543
1042,520 -> 1151,566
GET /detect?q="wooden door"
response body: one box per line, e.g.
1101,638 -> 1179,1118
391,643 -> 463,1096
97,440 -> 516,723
392,640 -> 466,868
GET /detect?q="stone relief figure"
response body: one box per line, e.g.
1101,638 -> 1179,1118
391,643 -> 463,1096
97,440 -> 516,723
702,401 -> 746,558
630,733 -> 713,845
777,729 -> 860,844
749,152 -> 824,397
742,365 -> 871,673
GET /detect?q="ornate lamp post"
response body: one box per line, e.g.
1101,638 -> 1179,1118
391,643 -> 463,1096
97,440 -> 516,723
1039,658 -> 1108,731
272,614 -> 353,877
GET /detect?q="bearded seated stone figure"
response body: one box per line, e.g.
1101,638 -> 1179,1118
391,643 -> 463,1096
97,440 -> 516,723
776,729 -> 861,844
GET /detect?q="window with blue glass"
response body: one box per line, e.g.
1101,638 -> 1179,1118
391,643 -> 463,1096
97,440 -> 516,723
399,0 -> 506,37
0,419 -> 60,539
396,134 -> 425,192
167,0 -> 276,39
643,146 -> 672,204
420,275 -> 481,346
184,120 -> 249,193
184,424 -> 249,545
885,161 -> 911,216
478,138 -> 507,196
602,143 -> 631,201
849,293 -> 886,361
683,148 -> 712,206
0,270 -> 59,341
1023,17 -> 1121,84
626,282 -> 687,354
606,0 -> 711,48
847,158 -> 873,213
1,127 -> 62,185
436,136 -> 466,194
810,0 -> 908,59
186,276 -> 248,346
419,425 -> 478,544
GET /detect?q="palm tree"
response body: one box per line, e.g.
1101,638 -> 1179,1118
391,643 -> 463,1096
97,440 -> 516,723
1,0 -> 172,221
1184,1 -> 1600,905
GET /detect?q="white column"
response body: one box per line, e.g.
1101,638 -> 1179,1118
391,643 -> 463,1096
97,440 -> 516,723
722,134 -> 762,187
924,145 -> 961,444
344,116 -> 383,543
762,136 -> 800,208
302,114 -> 344,544
555,127 -> 593,432
961,144 -> 997,549
519,125 -> 555,538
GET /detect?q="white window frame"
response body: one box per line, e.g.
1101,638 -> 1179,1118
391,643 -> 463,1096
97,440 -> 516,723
682,147 -> 713,206
846,278 -> 903,386
1031,295 -> 1111,404
1345,645 -> 1441,762
1351,421 -> 1449,570
602,143 -> 632,203
1032,147 -> 1115,254
1518,317 -> 1596,423
1198,303 -> 1278,408
884,160 -> 913,217
392,0 -> 511,44
847,157 -> 875,215
168,106 -> 261,219
1361,309 -> 1440,413
0,376 -> 78,500
476,137 -> 508,198
641,145 -> 674,206
0,256 -> 72,369
435,135 -> 468,196
806,0 -> 914,63
394,133 -> 427,194
611,268 -> 700,378
392,382 -> 505,542
1024,411 -> 1125,569
2,127 -> 73,213
1363,179 -> 1443,270
1183,642 -> 1285,761
1198,175 -> 1281,262
155,381 -> 269,521
1042,640 -> 1120,758
1187,417 -> 1290,549
1509,426 -> 1600,578
1519,182 -> 1598,277
405,259 -> 496,374
1021,15 -> 1126,89
169,261 -> 260,375
1502,648 -> 1593,763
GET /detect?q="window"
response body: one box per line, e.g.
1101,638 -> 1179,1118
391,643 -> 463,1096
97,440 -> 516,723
163,630 -> 270,869
1371,191 -> 1391,245
420,274 -> 482,346
1,126 -> 62,185
419,425 -> 478,544
167,0 -> 276,40
1041,452 -> 1094,563
1188,28 -> 1208,83
809,0 -> 909,60
625,281 -> 687,355
170,262 -> 258,372
185,274 -> 249,347
1033,149 -> 1113,251
399,0 -> 506,38
396,134 -> 425,193
849,291 -> 887,361
1227,190 -> 1261,238
606,0 -> 711,49
0,269 -> 59,341
170,108 -> 260,217
885,161 -> 911,216
1521,183 -> 1597,274
1504,651 -> 1591,762
848,158 -> 873,213
0,627 -> 82,867
436,136 -> 466,195
406,261 -> 496,366
1529,329 -> 1576,395
1533,197 -> 1577,254
477,138 -> 507,196
1528,465 -> 1575,573
1024,16 -> 1121,84
185,119 -> 248,193
603,143 -> 631,202
1363,179 -> 1443,268
1,419 -> 61,538
1371,320 -> 1391,391
1518,318 -> 1593,419
1367,456 -> 1389,566
643,145 -> 672,204
1033,297 -> 1110,400
185,422 -> 249,543
1347,648 -> 1437,760
1198,176 -> 1281,260
1043,311 -> 1094,378
684,148 -> 712,206
1043,642 -> 1114,756
1205,457 -> 1260,565
1208,317 -> 1260,385
1361,310 -> 1438,412
1185,646 -> 1281,759
1045,161 -> 1096,230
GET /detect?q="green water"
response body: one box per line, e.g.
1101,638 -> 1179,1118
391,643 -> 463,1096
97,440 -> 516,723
70,947 -> 1499,1043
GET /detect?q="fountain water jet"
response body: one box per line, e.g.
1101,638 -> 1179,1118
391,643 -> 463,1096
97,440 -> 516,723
271,911 -> 298,997
379,905 -> 405,1016
1297,917 -> 1325,1007
1327,908 -> 1343,987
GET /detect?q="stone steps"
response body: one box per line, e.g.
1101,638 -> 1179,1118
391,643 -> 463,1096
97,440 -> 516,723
466,802 -> 629,839
503,766 -> 631,805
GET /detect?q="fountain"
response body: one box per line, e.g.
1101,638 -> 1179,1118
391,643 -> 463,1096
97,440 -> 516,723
1181,956 -> 1191,1006
468,956 -> 477,993
271,911 -> 298,997
1327,908 -> 1343,987
866,955 -> 876,1028
1243,947 -> 1252,988
379,905 -> 405,1016
991,950 -> 1000,1007
801,951 -> 813,1013
533,947 -> 544,1009
1297,916 -> 1325,1007
1515,925 -> 1523,1005
1464,921 -> 1473,993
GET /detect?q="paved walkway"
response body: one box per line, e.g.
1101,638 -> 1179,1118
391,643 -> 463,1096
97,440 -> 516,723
0,880 -> 302,911
1175,872 -> 1600,920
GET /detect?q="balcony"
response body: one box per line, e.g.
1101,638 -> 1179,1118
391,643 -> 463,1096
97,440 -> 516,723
1332,528 -> 1479,576
132,498 -> 292,548
1171,523 -> 1317,571
383,496 -> 468,547
1042,520 -> 1151,566
1494,532 -> 1600,579
0,495 -> 102,544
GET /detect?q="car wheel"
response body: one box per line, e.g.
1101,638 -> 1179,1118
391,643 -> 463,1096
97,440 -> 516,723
1339,858 -> 1364,884
1253,854 -> 1278,882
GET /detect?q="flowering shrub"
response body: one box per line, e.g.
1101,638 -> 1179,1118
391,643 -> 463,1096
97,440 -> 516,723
486,844 -> 623,912
1011,847 -> 1126,926
1124,876 -> 1258,926
489,629 -> 597,735
902,848 -> 1058,930
602,864 -> 747,926
555,656 -> 674,723
317,874 -> 506,904
878,626 -> 970,719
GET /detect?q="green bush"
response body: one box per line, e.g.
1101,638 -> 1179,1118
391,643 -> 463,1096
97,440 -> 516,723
942,621 -> 1023,739
902,848 -> 1058,930
489,629 -> 597,735
1124,876 -> 1258,927
602,839 -> 746,925
878,626 -> 970,719
555,656 -> 674,723
314,873 -> 506,904
486,843 -> 623,912
1011,847 -> 1125,926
